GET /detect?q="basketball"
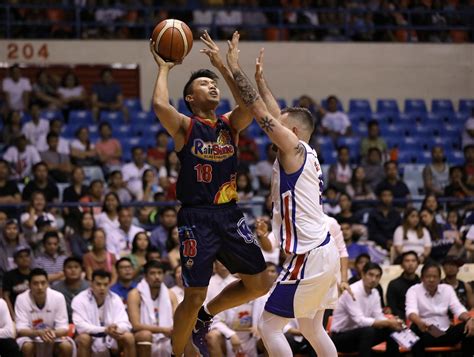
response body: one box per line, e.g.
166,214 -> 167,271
151,19 -> 193,62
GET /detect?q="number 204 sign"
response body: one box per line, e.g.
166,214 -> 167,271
5,43 -> 49,61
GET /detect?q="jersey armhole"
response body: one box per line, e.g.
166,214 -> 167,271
220,114 -> 239,145
184,117 -> 194,145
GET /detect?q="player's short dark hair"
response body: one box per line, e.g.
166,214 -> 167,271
183,69 -> 219,113
421,262 -> 441,277
29,268 -> 48,282
355,253 -> 371,264
400,251 -> 419,264
92,269 -> 112,281
281,107 -> 314,132
63,256 -> 83,269
363,262 -> 382,275
144,260 -> 164,274
115,257 -> 133,270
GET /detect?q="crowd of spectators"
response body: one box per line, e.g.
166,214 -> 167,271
2,0 -> 474,42
0,62 -> 473,355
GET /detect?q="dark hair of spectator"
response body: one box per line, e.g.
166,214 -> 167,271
131,146 -> 143,155
61,71 -> 80,87
367,120 -> 379,128
92,269 -> 111,281
131,231 -> 150,254
145,248 -> 161,262
419,208 -> 442,241
183,69 -> 219,113
166,226 -> 179,253
100,68 -> 112,78
33,161 -> 48,173
402,207 -> 424,239
337,145 -> 349,154
421,193 -> 441,213
46,132 -> 59,142
362,262 -> 382,275
102,192 -> 121,213
463,144 -> 474,154
78,211 -> 96,235
115,257 -> 133,270
237,172 -> 253,194
159,206 -> 176,216
383,160 -> 398,170
98,121 -> 112,132
63,256 -> 83,269
421,262 -> 441,277
29,268 -> 48,282
355,253 -> 371,264
144,260 -> 164,275
400,250 -> 419,264
43,231 -> 59,245
89,179 -> 104,189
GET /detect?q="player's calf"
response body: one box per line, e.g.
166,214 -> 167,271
76,333 -> 92,357
135,330 -> 153,357
56,340 -> 74,357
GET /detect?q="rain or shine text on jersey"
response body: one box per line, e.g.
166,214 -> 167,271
271,141 -> 328,254
177,115 -> 238,206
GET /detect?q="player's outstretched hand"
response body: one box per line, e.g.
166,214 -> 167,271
226,31 -> 241,69
149,40 -> 180,69
255,48 -> 264,81
200,30 -> 224,69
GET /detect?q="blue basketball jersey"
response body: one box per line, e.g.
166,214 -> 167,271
177,115 -> 238,206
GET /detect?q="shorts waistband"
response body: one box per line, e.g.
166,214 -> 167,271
181,201 -> 237,211
317,232 -> 331,248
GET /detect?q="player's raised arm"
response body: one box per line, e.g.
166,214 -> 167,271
200,31 -> 252,133
255,48 -> 281,120
150,41 -> 190,147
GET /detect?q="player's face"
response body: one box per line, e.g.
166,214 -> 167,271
189,77 -> 220,109
146,267 -> 164,288
30,275 -> 48,299
91,276 -> 110,300
401,254 -> 419,275
64,262 -> 82,280
362,268 -> 381,290
422,267 -> 440,294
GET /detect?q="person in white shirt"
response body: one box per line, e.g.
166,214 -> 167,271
15,268 -> 73,357
406,262 -> 474,356
108,207 -> 144,259
331,262 -> 402,355
127,260 -> 177,357
72,269 -> 136,357
0,297 -> 21,356
3,134 -> 41,180
37,119 -> 70,154
321,95 -> 351,139
22,103 -> 50,147
2,64 -> 31,112
328,146 -> 353,192
170,265 -> 184,304
122,147 -> 151,199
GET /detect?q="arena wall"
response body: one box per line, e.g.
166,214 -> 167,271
1,40 -> 473,108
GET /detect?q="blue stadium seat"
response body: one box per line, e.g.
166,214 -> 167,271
69,110 -> 94,125
397,151 -> 415,164
376,99 -> 399,115
100,111 -> 124,124
404,99 -> 427,114
385,137 -> 399,149
352,123 -> 368,136
317,136 -> 335,152
380,124 -> 405,136
247,121 -> 264,138
113,124 -> 130,138
422,136 -> 454,151
445,150 -> 464,165
412,124 -> 437,137
123,98 -> 142,112
320,149 -> 337,164
337,137 -> 360,161
414,151 -> 432,164
439,124 -> 461,140
348,113 -> 365,126
349,99 -> 372,115
41,109 -> 64,121
400,137 -> 422,151
321,98 -> 344,112
458,99 -> 474,114
454,112 -> 469,123
216,98 -> 231,115
178,99 -> 192,116
130,110 -> 155,125
277,98 -> 287,109
431,99 -> 454,115
403,112 -> 428,123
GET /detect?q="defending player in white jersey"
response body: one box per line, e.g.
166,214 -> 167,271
226,40 -> 340,356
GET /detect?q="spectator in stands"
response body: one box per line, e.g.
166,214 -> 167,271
462,110 -> 474,149
127,260 -> 176,357
1,111 -> 23,147
106,170 -> 133,204
32,69 -> 62,109
406,262 -> 474,356
91,68 -> 127,122
347,254 -> 385,307
3,133 -> 41,181
375,160 -> 410,209
70,126 -> 100,166
421,193 -> 446,224
22,103 -> 50,147
40,133 -> 72,183
22,161 -> 59,203
241,0 -> 268,40
53,257 -> 89,323
368,189 -> 401,250
393,207 -> 432,263
109,207 -> 144,259
127,231 -> 151,279
328,146 -> 352,192
0,219 -> 27,272
166,226 -> 180,270
57,71 -> 87,117
2,245 -> 32,318
69,212 -> 95,259
362,147 -> 384,190
464,144 -> 474,182
79,179 -> 104,217
171,265 -> 184,304
331,262 -> 402,356
360,120 -> 388,161
15,268 -> 73,357
441,256 -> 474,310
254,143 -> 276,194
159,151 -> 180,200
139,168 -> 162,202
0,297 -> 21,356
323,186 -> 341,216
96,121 -> 122,174
150,207 -> 177,257
237,129 -> 259,166
386,251 -> 420,320
321,95 -> 351,141
72,270 -> 136,357
96,191 -> 121,236
215,4 -> 243,39
422,146 -> 449,196
345,166 -> 376,211
82,228 -> 117,283
0,159 -> 21,217
1,64 -> 31,114
420,208 -> 461,262
34,231 -> 67,283
192,1 -> 214,34
62,166 -> 87,230
20,191 -> 57,245
340,221 -> 369,264
147,130 -> 169,170
335,193 -> 357,224
122,146 -> 151,199
37,118 -> 70,154
111,257 -> 137,304
236,171 -> 254,201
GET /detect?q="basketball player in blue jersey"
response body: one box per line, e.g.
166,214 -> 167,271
227,43 -> 340,356
150,32 -> 270,357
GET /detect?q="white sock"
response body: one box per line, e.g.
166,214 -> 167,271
297,310 -> 337,357
258,310 -> 292,357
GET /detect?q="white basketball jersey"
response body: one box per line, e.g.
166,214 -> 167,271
271,141 -> 328,254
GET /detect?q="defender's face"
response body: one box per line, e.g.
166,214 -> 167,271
188,77 -> 220,109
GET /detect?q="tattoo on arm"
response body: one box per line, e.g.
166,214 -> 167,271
231,70 -> 260,106
259,116 -> 275,133
295,143 -> 305,156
